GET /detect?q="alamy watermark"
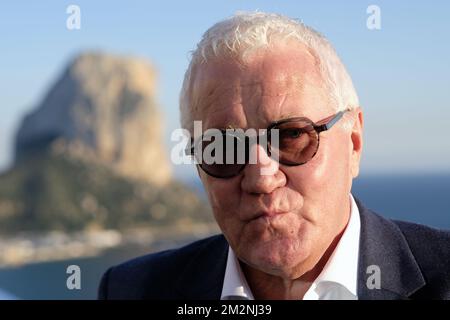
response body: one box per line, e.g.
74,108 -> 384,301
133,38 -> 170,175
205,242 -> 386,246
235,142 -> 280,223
66,264 -> 81,290
171,121 -> 280,176
66,4 -> 81,30
367,5 -> 381,30
366,265 -> 381,290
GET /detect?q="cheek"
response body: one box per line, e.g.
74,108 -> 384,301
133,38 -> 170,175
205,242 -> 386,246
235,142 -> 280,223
201,173 -> 241,220
283,136 -> 351,207
203,176 -> 246,248
283,146 -> 329,195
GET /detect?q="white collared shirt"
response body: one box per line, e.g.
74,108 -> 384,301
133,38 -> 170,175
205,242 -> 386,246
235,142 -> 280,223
221,193 -> 361,300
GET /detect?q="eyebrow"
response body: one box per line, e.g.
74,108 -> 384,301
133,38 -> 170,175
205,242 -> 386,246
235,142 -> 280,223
268,113 -> 312,127
215,114 -> 311,131
211,123 -> 240,131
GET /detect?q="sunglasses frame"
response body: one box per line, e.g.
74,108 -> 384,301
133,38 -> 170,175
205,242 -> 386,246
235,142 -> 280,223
186,109 -> 351,178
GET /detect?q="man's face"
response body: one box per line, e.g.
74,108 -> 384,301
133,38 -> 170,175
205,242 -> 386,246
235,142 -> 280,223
192,42 -> 363,279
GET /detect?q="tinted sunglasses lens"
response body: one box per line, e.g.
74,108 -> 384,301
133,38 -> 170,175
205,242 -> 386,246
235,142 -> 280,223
272,120 -> 319,165
196,132 -> 246,178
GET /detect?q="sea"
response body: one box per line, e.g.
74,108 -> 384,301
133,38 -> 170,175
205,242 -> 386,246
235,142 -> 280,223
0,173 -> 448,299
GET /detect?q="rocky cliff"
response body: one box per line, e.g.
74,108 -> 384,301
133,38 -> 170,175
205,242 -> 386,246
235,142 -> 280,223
0,52 -> 212,234
15,52 -> 171,186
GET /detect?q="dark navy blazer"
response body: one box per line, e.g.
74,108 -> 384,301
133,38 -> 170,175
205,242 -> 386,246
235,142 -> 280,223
98,198 -> 450,299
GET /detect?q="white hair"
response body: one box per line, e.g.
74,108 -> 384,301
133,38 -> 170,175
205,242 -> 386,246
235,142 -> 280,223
180,11 -> 359,132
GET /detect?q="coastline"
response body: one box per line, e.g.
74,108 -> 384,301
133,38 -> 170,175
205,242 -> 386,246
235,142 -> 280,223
0,222 -> 220,268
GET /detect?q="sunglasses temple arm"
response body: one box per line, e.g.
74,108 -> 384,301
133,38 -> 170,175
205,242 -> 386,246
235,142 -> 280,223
315,110 -> 347,132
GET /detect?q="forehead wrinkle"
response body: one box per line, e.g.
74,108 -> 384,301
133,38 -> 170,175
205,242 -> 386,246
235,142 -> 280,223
253,89 -> 308,127
245,72 -> 315,116
197,78 -> 262,111
200,81 -> 264,129
195,82 -> 234,116
258,76 -> 331,122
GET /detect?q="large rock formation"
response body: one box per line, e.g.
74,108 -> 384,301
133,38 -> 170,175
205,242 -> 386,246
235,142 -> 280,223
15,52 -> 171,186
0,52 -> 213,233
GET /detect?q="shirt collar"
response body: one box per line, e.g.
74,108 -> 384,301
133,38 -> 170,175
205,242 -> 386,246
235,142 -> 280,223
221,193 -> 361,300
304,193 -> 361,299
221,244 -> 254,300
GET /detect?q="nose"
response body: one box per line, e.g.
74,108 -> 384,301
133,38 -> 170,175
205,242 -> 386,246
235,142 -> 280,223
241,143 -> 286,194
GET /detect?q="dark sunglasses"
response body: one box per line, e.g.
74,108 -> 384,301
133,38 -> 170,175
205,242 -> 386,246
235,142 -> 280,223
186,109 -> 351,179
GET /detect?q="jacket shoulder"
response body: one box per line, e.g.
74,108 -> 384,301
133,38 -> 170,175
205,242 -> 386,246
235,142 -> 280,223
394,220 -> 450,258
393,220 -> 450,298
98,234 -> 225,299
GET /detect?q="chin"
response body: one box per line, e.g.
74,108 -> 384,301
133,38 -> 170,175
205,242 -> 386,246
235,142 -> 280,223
242,235 -> 312,277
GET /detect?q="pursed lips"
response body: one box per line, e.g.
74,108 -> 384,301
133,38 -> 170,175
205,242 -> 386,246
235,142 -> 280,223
245,209 -> 290,222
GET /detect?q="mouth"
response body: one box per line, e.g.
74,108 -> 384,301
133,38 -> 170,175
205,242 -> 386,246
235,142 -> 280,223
247,210 -> 289,222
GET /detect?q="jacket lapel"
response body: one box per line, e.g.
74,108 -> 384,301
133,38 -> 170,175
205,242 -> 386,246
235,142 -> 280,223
355,197 -> 426,299
175,234 -> 229,299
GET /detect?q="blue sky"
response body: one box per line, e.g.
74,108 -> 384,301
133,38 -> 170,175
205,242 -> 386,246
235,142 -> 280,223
1,1 -> 449,181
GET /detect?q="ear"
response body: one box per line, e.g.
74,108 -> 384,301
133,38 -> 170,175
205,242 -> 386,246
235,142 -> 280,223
350,107 -> 364,178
